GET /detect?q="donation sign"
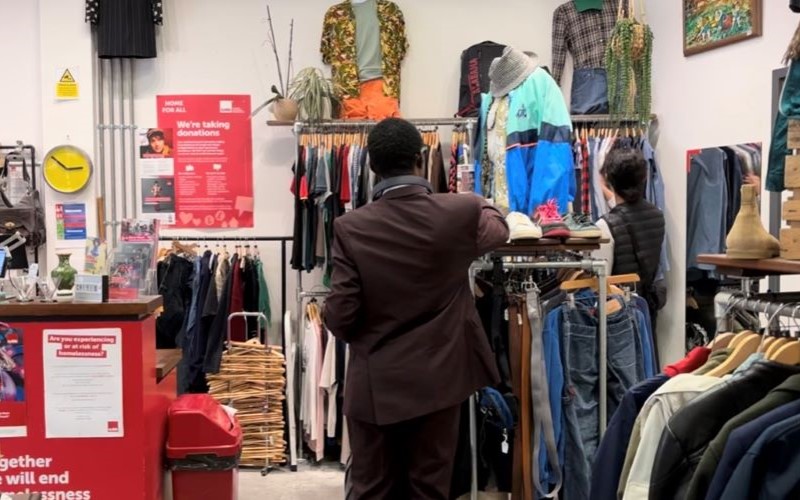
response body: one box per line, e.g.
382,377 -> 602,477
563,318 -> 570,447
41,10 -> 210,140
156,95 -> 254,228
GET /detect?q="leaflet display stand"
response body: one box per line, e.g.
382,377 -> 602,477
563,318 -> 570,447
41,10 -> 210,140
0,297 -> 174,500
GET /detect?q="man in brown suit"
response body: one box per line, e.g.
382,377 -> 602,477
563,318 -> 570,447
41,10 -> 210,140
326,118 -> 509,499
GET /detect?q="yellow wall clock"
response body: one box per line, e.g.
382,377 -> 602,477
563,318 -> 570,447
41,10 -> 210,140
43,145 -> 93,194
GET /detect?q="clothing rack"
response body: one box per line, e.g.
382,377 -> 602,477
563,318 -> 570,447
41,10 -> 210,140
293,254 -> 610,499
571,114 -> 657,124
285,117 -> 477,132
715,291 -> 800,334
470,257 -> 611,433
157,235 -> 292,350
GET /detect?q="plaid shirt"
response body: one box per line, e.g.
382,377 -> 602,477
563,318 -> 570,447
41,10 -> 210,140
551,0 -> 618,85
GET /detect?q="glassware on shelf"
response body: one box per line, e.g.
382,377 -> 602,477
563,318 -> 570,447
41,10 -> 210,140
8,274 -> 36,302
38,276 -> 62,303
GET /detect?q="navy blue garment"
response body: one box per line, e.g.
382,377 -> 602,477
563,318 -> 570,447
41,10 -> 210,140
183,251 -> 213,393
589,375 -> 669,500
720,413 -> 800,500
707,398 -> 800,500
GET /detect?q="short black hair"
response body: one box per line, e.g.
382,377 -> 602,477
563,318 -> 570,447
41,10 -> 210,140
601,148 -> 647,204
367,118 -> 423,179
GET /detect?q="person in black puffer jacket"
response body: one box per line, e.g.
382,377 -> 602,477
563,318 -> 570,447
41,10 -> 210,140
596,148 -> 666,337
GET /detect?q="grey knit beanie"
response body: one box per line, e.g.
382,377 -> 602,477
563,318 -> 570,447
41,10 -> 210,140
489,47 -> 539,97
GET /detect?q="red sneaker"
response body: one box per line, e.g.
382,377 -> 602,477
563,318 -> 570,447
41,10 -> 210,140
533,200 -> 571,239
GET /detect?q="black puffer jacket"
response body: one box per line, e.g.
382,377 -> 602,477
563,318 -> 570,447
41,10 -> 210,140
603,200 -> 665,290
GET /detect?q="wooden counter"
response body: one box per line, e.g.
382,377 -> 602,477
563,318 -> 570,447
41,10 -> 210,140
156,348 -> 182,382
0,296 -> 163,320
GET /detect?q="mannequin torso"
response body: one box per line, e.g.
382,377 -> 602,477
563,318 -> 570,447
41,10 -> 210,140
351,0 -> 383,82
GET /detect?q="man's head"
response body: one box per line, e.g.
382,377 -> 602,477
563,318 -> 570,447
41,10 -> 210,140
367,118 -> 423,179
147,129 -> 166,153
601,148 -> 647,204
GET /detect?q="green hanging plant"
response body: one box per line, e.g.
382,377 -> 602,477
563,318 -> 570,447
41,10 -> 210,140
605,2 -> 653,124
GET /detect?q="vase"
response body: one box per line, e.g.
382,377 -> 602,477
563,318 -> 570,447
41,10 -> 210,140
270,98 -> 299,122
51,253 -> 77,292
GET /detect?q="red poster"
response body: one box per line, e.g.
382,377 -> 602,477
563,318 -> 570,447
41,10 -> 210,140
157,95 -> 254,228
0,323 -> 26,438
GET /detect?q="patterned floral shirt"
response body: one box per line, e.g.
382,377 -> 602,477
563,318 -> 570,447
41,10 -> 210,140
320,0 -> 408,100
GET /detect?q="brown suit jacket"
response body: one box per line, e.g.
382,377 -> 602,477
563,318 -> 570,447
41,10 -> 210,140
326,185 -> 509,425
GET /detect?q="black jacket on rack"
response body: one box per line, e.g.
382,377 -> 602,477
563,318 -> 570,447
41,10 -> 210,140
156,255 -> 193,349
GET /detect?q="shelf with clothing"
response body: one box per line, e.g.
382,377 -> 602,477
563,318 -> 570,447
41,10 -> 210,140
289,118 -> 477,282
294,250 -> 645,500
467,255 -> 655,500
596,290 -> 800,500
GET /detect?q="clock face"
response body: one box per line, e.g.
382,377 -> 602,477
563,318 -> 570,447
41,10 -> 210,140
43,145 -> 93,194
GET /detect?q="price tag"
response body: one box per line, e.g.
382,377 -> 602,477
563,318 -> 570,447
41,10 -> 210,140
74,274 -> 108,303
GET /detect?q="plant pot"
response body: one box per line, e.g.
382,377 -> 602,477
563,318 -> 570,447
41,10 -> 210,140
270,98 -> 299,122
51,253 -> 77,292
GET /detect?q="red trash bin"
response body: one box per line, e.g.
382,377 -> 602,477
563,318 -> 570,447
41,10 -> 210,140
166,394 -> 242,500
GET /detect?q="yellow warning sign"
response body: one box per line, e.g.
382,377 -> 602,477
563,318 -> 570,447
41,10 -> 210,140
56,67 -> 79,100
59,69 -> 76,83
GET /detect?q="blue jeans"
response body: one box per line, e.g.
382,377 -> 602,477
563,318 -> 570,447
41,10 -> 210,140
571,68 -> 609,115
562,298 -> 644,500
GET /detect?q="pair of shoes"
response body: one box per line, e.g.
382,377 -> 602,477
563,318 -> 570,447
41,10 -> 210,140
534,200 -> 602,239
508,201 -> 602,241
533,200 -> 571,239
507,212 -> 542,241
563,212 -> 602,239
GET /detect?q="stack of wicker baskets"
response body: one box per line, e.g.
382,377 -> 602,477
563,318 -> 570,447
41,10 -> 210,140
207,340 -> 287,468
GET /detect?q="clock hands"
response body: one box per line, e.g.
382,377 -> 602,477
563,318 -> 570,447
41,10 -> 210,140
51,156 -> 84,171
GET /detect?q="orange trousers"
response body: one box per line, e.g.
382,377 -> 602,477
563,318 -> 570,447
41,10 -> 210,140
342,79 -> 401,120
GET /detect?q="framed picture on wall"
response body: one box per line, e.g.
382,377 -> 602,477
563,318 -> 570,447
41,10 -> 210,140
683,0 -> 762,56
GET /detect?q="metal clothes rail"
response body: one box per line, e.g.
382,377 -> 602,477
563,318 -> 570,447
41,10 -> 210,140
158,235 -> 293,349
571,113 -> 657,123
269,117 -> 478,130
715,291 -> 800,333
470,258 -> 611,433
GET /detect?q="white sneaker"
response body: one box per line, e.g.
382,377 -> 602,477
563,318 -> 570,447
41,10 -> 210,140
506,212 -> 543,241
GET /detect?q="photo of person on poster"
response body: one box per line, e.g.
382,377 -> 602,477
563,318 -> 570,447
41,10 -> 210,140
141,178 -> 176,213
0,326 -> 24,403
140,128 -> 173,158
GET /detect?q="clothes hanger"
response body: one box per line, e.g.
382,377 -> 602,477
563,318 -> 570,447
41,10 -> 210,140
769,335 -> 800,366
560,274 -> 639,315
730,329 -> 758,349
706,331 -> 761,377
766,304 -> 800,362
708,332 -> 736,351
708,295 -> 745,351
759,304 -> 792,353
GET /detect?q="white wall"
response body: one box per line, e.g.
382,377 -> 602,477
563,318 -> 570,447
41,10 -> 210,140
38,0 -> 96,273
645,0 -> 799,363
0,0 -> 42,150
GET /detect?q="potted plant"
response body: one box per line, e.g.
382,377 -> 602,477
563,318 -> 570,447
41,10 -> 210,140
252,6 -> 297,122
289,67 -> 340,122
